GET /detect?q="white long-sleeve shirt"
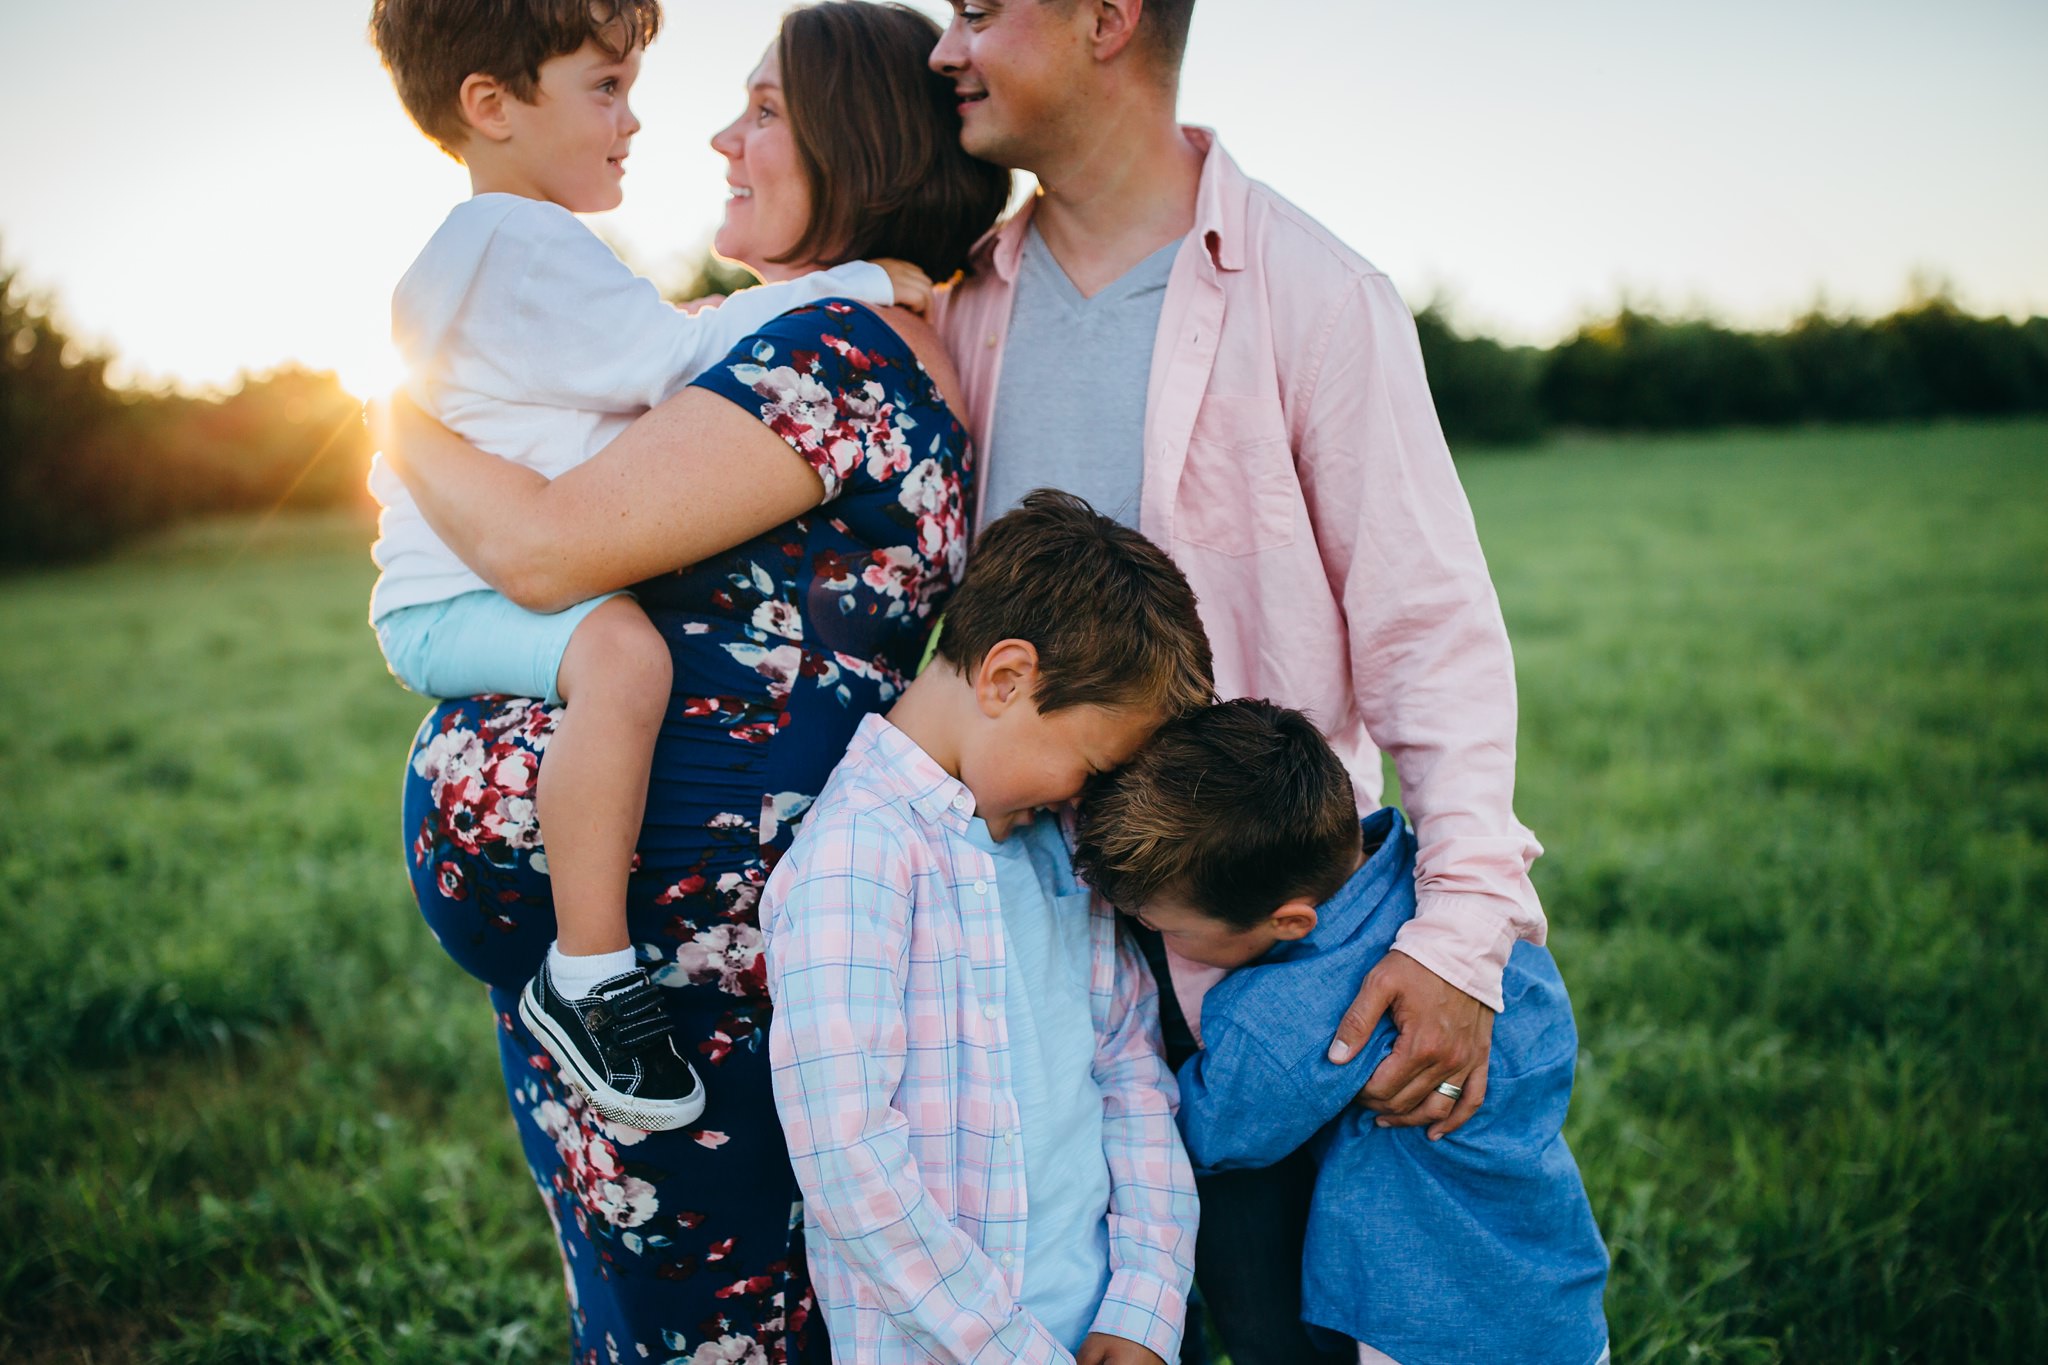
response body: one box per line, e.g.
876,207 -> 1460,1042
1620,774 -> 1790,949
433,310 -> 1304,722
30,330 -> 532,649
368,193 -> 892,620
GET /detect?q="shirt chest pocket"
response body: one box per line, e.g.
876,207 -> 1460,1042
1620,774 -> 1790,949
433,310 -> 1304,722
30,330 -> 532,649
1174,394 -> 1298,557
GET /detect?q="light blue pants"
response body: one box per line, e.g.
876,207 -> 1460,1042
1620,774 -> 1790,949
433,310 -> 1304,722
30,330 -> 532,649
374,589 -> 621,704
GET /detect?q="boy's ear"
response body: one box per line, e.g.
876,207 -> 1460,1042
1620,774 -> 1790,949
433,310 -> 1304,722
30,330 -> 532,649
457,72 -> 517,144
1269,899 -> 1319,942
973,639 -> 1042,718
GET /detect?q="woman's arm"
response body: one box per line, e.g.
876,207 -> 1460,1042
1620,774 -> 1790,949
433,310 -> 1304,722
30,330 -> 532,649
382,388 -> 827,614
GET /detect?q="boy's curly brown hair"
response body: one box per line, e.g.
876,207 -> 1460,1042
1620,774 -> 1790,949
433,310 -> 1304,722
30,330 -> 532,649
369,0 -> 662,158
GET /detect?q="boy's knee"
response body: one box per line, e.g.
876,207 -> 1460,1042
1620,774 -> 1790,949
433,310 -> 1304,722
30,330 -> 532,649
564,598 -> 671,706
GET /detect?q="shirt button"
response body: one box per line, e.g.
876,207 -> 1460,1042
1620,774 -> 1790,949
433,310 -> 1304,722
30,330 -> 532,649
983,1004 -> 999,1021
1004,1130 -> 1016,1146
973,879 -> 989,895
1000,1252 -> 1015,1268
986,333 -> 998,348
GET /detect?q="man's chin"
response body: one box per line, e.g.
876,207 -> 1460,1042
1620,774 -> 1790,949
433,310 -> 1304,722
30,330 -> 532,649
959,121 -> 1028,173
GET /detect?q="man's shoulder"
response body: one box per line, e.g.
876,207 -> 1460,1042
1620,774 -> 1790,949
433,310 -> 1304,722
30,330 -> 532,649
1236,176 -> 1390,294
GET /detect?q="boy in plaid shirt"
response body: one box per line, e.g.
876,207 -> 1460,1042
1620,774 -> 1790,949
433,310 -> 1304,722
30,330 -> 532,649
763,492 -> 1213,1365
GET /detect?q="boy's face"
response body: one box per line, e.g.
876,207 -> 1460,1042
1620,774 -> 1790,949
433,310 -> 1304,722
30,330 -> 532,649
963,667 -> 1162,841
482,40 -> 644,213
1129,896 -> 1319,970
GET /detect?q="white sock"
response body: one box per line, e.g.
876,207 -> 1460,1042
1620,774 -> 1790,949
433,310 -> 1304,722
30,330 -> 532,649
548,944 -> 639,1000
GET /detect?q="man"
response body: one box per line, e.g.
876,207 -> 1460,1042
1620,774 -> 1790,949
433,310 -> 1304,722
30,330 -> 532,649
929,3 -> 1548,1362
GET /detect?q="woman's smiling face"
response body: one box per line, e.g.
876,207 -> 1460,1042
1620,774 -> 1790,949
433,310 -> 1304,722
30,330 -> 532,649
710,45 -> 815,281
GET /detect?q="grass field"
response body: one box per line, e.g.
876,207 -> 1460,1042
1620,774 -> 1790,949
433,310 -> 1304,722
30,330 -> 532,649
3,420 -> 2044,1363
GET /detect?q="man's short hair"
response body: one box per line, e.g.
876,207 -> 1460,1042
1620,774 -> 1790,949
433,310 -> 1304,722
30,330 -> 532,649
1136,0 -> 1196,73
369,0 -> 662,158
1074,699 -> 1361,927
935,489 -> 1214,719
1044,0 -> 1197,76
777,2 -> 1013,282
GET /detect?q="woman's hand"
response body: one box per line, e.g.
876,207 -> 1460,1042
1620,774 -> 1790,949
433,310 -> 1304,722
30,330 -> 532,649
372,387 -> 827,614
1076,1333 -> 1166,1365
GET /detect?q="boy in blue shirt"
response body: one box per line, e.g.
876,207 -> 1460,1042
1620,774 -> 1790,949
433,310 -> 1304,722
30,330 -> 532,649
1074,700 -> 1610,1365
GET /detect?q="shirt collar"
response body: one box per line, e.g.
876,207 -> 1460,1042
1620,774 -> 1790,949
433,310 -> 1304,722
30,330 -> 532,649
846,713 -> 977,834
969,126 -> 1249,286
1266,809 -> 1410,962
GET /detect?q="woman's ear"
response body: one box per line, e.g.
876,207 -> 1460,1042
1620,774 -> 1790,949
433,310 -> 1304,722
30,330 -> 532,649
1270,899 -> 1320,942
973,638 -> 1041,718
458,73 -> 516,144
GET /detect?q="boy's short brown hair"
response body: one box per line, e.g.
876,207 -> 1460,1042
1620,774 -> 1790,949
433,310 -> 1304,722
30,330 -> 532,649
935,489 -> 1213,720
1074,699 -> 1362,928
777,3 -> 1013,282
369,0 -> 662,158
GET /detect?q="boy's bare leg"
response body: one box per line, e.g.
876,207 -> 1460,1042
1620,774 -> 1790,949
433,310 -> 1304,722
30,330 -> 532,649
542,596 -> 671,955
521,595 -> 702,1130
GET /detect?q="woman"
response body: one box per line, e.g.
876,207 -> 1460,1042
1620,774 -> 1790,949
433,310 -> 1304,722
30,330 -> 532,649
385,6 -> 1009,1360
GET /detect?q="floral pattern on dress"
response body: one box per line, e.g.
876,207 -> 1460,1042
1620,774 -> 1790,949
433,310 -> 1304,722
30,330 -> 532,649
404,300 -> 971,1365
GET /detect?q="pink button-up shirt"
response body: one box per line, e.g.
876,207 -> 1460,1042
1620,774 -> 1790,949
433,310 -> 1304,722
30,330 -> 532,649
764,714 -> 1197,1365
935,128 -> 1545,1014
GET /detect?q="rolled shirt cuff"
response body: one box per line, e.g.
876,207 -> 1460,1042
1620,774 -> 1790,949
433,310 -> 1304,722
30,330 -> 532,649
1388,892 -> 1531,1013
1089,1268 -> 1189,1364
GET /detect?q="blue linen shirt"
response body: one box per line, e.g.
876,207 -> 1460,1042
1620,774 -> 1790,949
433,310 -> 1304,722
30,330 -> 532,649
964,813 -> 1116,1350
1176,808 -> 1610,1365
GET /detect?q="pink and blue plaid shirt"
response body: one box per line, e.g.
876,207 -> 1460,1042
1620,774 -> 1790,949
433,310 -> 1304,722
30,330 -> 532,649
764,714 -> 1197,1365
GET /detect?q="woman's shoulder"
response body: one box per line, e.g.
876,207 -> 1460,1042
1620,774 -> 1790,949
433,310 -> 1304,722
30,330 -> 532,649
735,298 -> 967,423
863,304 -> 969,422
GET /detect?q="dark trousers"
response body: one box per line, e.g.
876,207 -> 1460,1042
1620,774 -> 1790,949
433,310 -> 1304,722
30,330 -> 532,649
1130,924 -> 1354,1365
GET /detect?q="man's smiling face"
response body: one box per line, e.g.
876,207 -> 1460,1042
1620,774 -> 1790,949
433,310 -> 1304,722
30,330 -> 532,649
929,0 -> 1094,172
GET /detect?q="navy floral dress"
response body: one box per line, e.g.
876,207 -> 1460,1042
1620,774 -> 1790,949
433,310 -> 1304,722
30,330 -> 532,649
401,302 -> 971,1365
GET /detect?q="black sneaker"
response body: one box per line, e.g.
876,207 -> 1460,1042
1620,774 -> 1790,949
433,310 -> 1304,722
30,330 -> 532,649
518,962 -> 707,1131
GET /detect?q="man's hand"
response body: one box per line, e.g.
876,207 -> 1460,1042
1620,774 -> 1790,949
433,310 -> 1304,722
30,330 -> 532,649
875,257 -> 934,316
1076,1333 -> 1167,1365
1327,948 -> 1495,1140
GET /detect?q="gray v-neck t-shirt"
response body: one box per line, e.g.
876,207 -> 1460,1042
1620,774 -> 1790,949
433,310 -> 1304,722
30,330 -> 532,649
982,224 -> 1181,530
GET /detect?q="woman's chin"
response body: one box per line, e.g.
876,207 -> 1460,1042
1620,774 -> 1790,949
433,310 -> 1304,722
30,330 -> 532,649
711,229 -> 752,269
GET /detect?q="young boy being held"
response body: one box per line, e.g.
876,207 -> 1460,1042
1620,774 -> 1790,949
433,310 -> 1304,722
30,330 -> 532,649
764,491 -> 1211,1365
1075,701 -> 1611,1365
366,0 -> 929,1130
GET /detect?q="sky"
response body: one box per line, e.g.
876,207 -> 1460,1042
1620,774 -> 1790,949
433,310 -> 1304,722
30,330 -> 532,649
2,0 -> 2044,396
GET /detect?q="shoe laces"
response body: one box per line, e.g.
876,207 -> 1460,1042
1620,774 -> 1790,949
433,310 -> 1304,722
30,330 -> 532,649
590,975 -> 678,1054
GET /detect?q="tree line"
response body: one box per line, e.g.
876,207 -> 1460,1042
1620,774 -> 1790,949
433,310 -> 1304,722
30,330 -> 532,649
3,261 -> 372,567
5,252 -> 2044,567
1416,293 -> 2048,446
